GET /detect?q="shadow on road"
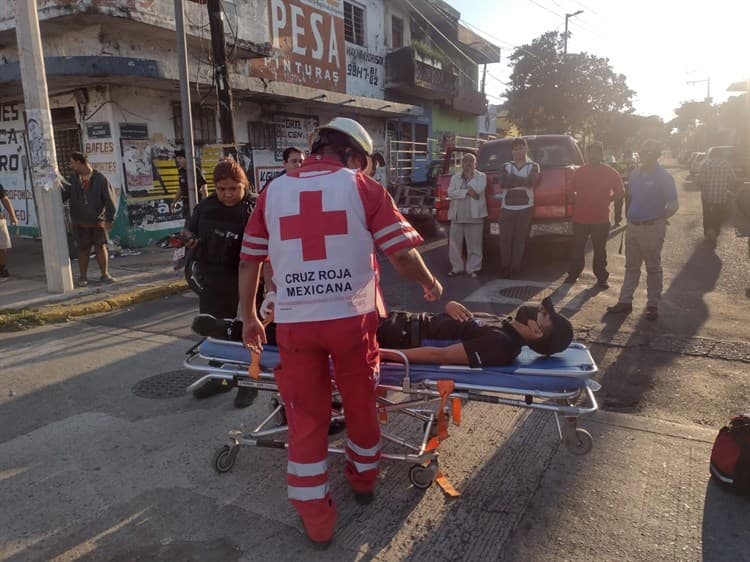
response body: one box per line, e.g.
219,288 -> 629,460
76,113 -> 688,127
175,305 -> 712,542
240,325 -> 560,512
596,241 -> 722,412
701,480 -> 750,561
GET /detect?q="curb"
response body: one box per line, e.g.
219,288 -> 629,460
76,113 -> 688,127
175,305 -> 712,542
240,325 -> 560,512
0,280 -> 189,332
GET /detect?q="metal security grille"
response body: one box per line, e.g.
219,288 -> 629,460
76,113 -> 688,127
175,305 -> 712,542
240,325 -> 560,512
53,128 -> 83,178
51,107 -> 82,178
344,2 -> 365,46
248,121 -> 276,150
173,103 -> 218,145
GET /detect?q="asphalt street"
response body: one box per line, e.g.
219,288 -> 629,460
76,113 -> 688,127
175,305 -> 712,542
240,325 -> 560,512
1,161 -> 749,561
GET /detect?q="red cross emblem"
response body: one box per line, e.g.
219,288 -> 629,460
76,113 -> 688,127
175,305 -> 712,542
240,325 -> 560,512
280,191 -> 348,261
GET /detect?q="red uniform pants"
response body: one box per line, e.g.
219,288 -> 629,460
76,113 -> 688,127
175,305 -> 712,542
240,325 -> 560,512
275,311 -> 381,542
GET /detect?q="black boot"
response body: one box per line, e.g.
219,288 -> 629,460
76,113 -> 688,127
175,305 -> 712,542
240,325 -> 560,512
234,387 -> 258,408
192,314 -> 243,341
192,378 -> 233,399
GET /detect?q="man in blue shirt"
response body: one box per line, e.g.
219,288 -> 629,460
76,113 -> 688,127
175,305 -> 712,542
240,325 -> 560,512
606,140 -> 679,320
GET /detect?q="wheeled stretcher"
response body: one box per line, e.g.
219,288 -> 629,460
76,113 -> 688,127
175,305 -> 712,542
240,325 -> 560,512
184,338 -> 600,491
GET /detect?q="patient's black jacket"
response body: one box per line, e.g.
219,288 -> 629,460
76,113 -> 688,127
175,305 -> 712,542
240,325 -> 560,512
375,311 -> 525,368
212,311 -> 524,368
264,306 -> 524,368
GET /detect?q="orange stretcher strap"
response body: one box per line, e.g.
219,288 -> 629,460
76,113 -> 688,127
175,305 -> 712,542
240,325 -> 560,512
425,380 -> 456,452
435,470 -> 461,497
451,397 -> 462,426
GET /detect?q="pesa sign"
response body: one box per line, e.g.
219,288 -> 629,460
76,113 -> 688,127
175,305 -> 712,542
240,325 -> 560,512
252,0 -> 346,93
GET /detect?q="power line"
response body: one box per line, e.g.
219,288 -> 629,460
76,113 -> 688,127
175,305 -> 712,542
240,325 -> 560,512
459,18 -> 539,60
407,15 -> 479,87
524,0 -> 602,37
526,0 -> 560,18
404,0 -> 481,67
486,71 -> 510,86
570,0 -> 600,17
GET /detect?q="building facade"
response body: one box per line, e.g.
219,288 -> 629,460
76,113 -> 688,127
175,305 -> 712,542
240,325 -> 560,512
0,0 -> 497,246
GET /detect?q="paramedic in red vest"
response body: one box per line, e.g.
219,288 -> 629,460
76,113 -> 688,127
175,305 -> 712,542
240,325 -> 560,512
238,118 -> 443,548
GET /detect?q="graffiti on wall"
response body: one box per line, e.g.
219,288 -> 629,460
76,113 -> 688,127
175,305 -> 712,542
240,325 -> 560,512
0,102 -> 37,229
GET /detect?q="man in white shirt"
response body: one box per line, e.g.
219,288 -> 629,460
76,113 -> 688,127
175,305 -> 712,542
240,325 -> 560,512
447,154 -> 487,278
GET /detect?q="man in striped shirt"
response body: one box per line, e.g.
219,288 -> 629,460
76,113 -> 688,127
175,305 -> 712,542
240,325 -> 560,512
697,153 -> 737,243
237,118 -> 442,548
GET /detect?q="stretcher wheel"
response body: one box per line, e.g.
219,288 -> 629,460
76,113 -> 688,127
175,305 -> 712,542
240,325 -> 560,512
565,428 -> 593,456
409,462 -> 438,490
214,445 -> 239,473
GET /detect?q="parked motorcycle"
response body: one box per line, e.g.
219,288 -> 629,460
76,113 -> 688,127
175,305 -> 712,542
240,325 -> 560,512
156,233 -> 203,295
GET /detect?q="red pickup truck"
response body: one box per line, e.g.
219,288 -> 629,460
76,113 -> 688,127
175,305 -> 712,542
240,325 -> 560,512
435,134 -> 584,258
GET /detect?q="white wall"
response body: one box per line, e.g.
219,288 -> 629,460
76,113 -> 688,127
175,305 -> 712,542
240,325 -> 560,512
344,0 -> 386,99
0,0 -> 269,47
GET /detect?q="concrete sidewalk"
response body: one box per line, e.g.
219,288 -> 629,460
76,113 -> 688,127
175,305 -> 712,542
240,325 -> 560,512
0,236 -> 187,327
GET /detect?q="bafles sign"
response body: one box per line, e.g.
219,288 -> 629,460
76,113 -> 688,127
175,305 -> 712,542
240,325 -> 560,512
252,0 -> 346,93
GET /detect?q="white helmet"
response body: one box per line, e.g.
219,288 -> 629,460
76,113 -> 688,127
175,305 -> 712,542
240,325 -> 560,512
318,117 -> 374,156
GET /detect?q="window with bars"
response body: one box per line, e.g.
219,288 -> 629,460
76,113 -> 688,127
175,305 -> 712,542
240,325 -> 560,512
247,121 -> 276,150
391,15 -> 404,49
51,107 -> 82,178
172,103 -> 217,145
344,2 -> 365,46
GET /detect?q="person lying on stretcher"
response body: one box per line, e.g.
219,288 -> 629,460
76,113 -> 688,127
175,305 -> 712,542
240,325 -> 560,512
192,297 -> 573,367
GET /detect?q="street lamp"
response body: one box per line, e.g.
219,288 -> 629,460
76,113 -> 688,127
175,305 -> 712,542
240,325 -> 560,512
564,10 -> 583,55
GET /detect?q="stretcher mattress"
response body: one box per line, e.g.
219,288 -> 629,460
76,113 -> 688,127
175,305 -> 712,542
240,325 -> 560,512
198,339 -> 597,394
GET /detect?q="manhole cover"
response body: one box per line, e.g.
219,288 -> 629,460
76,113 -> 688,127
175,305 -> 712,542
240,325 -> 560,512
497,285 -> 543,301
132,370 -> 204,399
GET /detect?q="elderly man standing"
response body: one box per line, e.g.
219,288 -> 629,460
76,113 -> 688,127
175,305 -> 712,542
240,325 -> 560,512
447,153 -> 487,278
697,151 -> 737,243
607,140 -> 678,320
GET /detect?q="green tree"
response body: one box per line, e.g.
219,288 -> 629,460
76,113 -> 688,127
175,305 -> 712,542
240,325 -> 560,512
505,31 -> 634,135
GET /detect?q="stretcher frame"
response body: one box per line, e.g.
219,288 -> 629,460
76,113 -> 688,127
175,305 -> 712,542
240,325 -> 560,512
183,338 -> 600,490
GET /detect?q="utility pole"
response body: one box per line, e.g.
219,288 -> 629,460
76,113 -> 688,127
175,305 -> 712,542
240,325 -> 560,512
174,0 -> 199,214
564,10 -> 583,55
207,0 -> 235,145
16,0 -> 74,293
687,77 -> 712,103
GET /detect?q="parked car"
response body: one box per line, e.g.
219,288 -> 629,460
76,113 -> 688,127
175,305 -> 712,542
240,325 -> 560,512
704,146 -> 745,179
689,152 -> 707,178
614,152 -> 640,184
435,134 -> 584,260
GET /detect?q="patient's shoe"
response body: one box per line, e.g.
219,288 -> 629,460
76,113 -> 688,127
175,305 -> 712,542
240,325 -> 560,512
353,490 -> 375,505
192,378 -> 232,399
192,314 -> 243,341
234,387 -> 258,408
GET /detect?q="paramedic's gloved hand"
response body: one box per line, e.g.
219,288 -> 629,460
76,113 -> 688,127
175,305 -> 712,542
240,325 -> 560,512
445,301 -> 473,322
422,276 -> 443,302
259,291 -> 275,320
243,313 -> 267,354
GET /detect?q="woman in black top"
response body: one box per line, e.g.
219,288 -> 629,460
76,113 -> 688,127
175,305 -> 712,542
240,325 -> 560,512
186,159 -> 255,318
186,159 -> 258,407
